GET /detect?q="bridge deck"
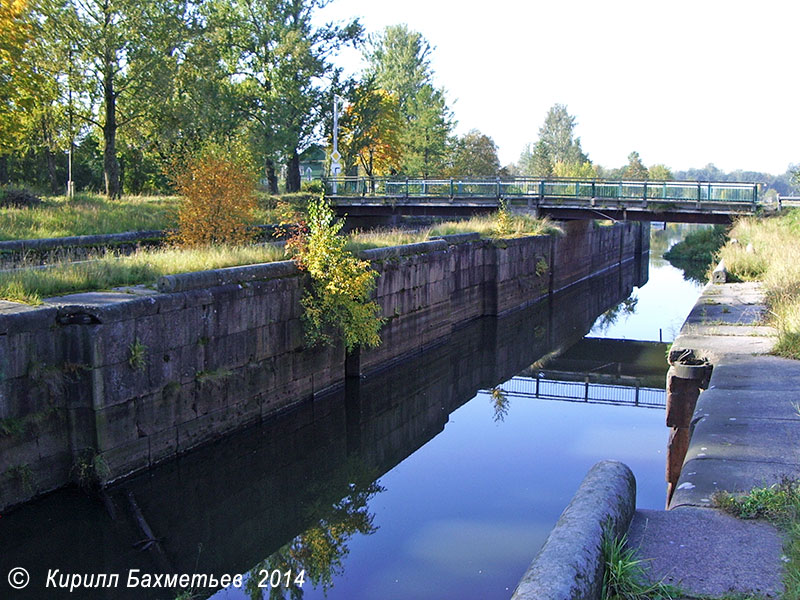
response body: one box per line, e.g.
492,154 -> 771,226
324,176 -> 760,223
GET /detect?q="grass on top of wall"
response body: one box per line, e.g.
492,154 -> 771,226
718,209 -> 800,358
0,244 -> 287,304
346,213 -> 561,252
0,192 -> 282,241
1,212 -> 561,304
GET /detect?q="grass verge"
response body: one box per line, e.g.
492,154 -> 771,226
0,211 -> 559,304
0,192 -> 282,241
0,244 -> 286,304
714,478 -> 800,599
718,209 -> 800,358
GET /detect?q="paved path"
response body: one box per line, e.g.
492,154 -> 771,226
627,281 -> 794,598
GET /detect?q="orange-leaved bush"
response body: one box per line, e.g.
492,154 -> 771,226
170,147 -> 257,247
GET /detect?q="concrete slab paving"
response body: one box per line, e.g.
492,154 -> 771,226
671,457 -> 799,507
695,387 -> 800,421
631,278 -> 799,595
670,333 -> 776,357
683,416 -> 800,464
707,354 -> 800,390
627,507 -> 784,598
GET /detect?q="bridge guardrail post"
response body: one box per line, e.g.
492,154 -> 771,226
405,178 -> 409,199
450,178 -> 454,199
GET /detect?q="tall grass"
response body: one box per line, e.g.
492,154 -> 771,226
719,209 -> 800,358
0,244 -> 287,304
347,213 -> 560,252
429,213 -> 561,238
1,210 -> 559,304
346,229 -> 429,252
0,193 -> 279,241
0,194 -> 180,240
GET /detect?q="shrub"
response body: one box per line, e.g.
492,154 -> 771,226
169,145 -> 258,247
288,195 -> 383,353
0,185 -> 44,208
301,180 -> 325,194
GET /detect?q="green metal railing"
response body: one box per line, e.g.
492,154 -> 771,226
323,176 -> 760,205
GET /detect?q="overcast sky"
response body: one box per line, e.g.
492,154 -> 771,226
316,0 -> 798,175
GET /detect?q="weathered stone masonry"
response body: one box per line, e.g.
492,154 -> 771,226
0,220 -> 648,510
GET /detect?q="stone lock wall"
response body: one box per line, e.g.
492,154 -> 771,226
0,221 -> 648,510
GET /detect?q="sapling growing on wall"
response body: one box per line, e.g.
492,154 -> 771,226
285,195 -> 383,352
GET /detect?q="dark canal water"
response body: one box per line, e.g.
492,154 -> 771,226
0,225 -> 705,600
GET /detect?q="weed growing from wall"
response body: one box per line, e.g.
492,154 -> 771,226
71,449 -> 110,491
287,195 -> 383,353
494,199 -> 514,237
128,339 -> 148,371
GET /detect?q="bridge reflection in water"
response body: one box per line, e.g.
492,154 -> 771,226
490,372 -> 665,410
0,249 -> 665,600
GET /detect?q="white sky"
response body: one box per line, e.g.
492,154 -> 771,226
316,0 -> 799,175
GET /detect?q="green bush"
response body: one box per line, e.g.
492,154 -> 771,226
289,195 -> 383,353
301,180 -> 325,194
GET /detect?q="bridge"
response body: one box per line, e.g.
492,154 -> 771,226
323,176 -> 761,224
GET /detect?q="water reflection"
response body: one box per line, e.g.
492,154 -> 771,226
243,459 -> 384,600
1,252 -> 652,600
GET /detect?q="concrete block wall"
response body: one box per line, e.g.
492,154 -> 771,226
0,221 -> 647,510
0,306 -> 78,508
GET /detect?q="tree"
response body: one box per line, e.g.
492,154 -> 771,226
447,129 -> 500,177
208,0 -> 360,193
339,84 -> 402,179
553,160 -> 598,178
537,103 -> 588,165
623,151 -> 648,180
61,0 -> 191,198
0,0 -> 36,172
401,84 -> 453,176
519,104 -> 590,177
364,24 -> 431,113
648,164 -> 673,181
365,25 -> 454,176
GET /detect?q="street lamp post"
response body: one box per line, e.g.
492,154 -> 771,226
331,95 -> 342,195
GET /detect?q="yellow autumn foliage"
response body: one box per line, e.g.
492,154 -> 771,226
170,146 -> 258,247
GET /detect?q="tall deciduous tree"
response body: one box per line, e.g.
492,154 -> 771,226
61,0 -> 191,197
339,84 -> 402,179
536,103 -> 588,166
209,0 -> 360,193
365,25 -> 453,176
519,104 -> 590,177
447,129 -> 500,177
0,0 -> 36,177
648,163 -> 673,181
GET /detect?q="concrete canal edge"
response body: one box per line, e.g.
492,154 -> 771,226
626,275 -> 786,597
511,460 -> 636,600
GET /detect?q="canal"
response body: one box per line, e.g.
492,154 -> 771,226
0,224 -> 705,600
